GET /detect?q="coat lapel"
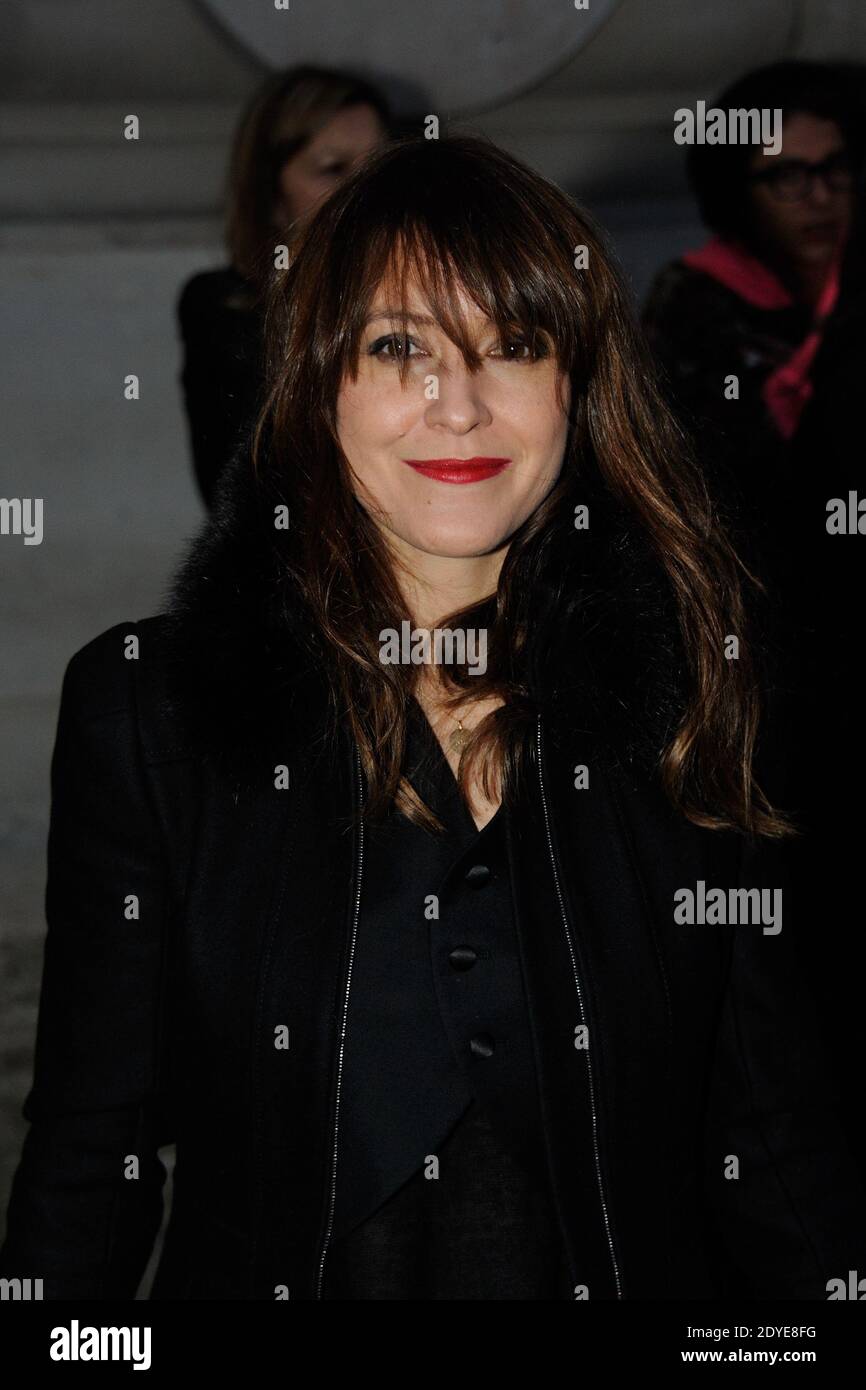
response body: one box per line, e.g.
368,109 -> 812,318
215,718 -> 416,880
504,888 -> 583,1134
505,705 -> 678,1298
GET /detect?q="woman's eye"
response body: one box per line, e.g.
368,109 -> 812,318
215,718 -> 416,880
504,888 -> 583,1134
493,338 -> 535,360
368,334 -> 423,360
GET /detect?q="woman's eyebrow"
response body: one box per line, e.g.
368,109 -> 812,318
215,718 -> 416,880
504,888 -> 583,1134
363,310 -> 440,327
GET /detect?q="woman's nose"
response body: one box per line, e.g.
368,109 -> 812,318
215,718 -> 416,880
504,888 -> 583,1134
423,363 -> 493,433
807,175 -> 834,208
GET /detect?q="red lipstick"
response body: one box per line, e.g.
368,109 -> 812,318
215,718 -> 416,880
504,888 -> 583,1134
403,456 -> 511,484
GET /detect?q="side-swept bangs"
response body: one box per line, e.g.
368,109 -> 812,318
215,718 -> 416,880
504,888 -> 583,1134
263,135 -> 617,431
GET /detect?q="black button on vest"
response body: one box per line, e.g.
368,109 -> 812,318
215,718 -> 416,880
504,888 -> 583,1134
465,863 -> 491,888
449,945 -> 477,971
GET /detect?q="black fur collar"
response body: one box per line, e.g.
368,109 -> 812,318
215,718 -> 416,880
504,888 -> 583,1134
159,444 -> 686,780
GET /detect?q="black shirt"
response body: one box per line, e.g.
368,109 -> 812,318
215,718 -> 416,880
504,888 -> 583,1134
322,702 -> 573,1299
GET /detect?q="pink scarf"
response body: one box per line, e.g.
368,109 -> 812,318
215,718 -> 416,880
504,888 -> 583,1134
681,236 -> 840,440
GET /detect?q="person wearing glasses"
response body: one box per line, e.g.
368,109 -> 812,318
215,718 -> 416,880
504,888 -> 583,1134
643,61 -> 861,585
646,63 -> 866,1198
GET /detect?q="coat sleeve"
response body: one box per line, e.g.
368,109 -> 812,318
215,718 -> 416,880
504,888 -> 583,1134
0,625 -> 174,1299
703,833 -> 866,1297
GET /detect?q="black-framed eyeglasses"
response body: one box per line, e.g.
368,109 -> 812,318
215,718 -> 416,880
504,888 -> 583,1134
748,151 -> 856,202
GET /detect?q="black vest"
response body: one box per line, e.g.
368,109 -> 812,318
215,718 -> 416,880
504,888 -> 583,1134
323,701 -> 573,1298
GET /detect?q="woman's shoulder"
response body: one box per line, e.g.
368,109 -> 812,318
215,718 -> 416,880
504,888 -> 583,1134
643,257 -> 740,325
177,264 -> 257,326
60,615 -> 196,763
64,613 -> 172,679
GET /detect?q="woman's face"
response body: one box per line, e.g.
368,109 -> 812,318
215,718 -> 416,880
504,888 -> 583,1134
748,112 -> 852,273
335,276 -> 571,564
275,104 -> 387,224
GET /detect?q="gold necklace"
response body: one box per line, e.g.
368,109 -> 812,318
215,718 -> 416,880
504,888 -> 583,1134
449,717 -> 471,754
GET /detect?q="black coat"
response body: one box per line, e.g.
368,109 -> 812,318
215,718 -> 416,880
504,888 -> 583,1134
642,260 -> 812,591
2,451 -> 864,1301
780,231 -> 866,1176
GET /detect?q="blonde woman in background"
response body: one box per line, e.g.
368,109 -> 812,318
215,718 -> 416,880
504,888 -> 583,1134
177,66 -> 391,507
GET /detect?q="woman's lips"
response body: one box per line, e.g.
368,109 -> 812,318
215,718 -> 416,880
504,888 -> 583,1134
402,456 -> 511,484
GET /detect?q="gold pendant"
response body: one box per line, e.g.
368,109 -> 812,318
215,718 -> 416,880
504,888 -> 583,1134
449,720 -> 471,754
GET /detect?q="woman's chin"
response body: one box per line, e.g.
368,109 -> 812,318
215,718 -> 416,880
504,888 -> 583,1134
401,525 -> 509,561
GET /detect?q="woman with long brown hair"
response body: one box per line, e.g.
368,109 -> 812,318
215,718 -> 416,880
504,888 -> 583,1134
2,135 -> 864,1301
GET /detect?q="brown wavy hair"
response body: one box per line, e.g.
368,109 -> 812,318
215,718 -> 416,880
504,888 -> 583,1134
251,134 -> 789,839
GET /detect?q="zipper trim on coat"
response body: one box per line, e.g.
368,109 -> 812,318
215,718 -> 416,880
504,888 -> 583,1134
314,740 -> 365,1299
535,714 -> 623,1299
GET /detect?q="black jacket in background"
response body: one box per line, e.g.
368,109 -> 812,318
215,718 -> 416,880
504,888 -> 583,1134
1,449 -> 864,1300
642,259 -> 811,810
643,260 -> 811,584
176,265 -> 264,508
781,230 -> 866,1174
